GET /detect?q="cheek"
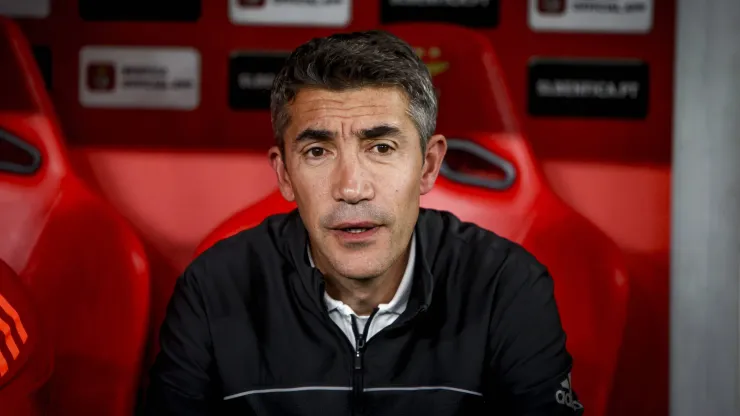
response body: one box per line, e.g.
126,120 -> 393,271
292,170 -> 331,218
376,163 -> 421,203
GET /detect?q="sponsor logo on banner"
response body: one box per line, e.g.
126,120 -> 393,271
529,0 -> 653,33
528,58 -> 649,119
79,47 -> 200,110
381,0 -> 498,28
229,0 -> 351,27
0,0 -> 50,18
87,63 -> 116,91
229,52 -> 289,110
538,0 -> 566,14
78,0 -> 201,21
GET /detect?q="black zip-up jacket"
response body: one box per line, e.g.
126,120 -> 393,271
144,208 -> 584,415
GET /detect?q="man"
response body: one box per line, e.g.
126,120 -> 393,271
145,30 -> 583,415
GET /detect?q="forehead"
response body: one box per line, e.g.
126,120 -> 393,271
286,87 -> 413,133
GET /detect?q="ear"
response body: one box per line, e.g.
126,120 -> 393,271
269,146 -> 296,202
420,134 -> 447,195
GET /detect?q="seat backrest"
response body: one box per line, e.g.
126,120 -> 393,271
196,23 -> 628,416
0,17 -> 151,415
388,23 -> 546,239
0,17 -> 69,274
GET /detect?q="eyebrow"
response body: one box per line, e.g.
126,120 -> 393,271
294,128 -> 335,144
293,124 -> 403,146
356,124 -> 403,140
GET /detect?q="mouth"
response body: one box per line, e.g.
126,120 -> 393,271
330,222 -> 381,239
333,222 -> 379,232
341,228 -> 373,234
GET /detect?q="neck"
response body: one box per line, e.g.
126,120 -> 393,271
318,246 -> 411,316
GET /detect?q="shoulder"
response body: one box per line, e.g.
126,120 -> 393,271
418,208 -> 547,284
182,211 -> 298,294
194,211 -> 295,267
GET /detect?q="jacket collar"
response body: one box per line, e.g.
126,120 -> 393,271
279,208 -> 436,311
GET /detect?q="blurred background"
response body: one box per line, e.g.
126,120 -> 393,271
1,0 -> 735,415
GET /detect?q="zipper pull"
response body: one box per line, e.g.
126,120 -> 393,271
354,338 -> 365,370
352,315 -> 365,370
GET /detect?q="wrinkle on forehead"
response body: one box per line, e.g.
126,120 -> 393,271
299,89 -> 404,112
287,87 -> 412,142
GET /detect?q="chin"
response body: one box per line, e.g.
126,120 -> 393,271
331,257 -> 387,280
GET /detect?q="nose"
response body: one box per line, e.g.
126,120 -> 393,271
331,151 -> 374,204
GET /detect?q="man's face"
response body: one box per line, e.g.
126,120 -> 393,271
269,87 -> 446,280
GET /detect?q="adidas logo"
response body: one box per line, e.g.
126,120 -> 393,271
555,373 -> 584,411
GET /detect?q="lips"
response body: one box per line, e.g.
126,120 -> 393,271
330,221 -> 381,241
332,221 -> 379,232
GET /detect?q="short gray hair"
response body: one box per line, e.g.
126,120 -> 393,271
270,30 -> 438,155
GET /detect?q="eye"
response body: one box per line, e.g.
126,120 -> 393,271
373,144 -> 393,154
307,147 -> 325,158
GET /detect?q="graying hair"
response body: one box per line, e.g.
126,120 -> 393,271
270,30 -> 438,155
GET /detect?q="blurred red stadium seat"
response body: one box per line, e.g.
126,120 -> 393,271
195,23 -> 630,416
0,17 -> 151,415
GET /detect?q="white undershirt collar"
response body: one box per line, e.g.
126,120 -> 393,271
307,233 -> 416,317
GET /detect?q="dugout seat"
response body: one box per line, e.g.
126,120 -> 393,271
0,17 -> 151,415
195,23 -> 629,416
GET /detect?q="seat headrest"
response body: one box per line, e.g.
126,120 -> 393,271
0,17 -> 68,175
0,17 -> 63,155
387,23 -> 520,135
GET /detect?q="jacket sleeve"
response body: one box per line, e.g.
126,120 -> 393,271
485,252 -> 584,415
144,265 -> 217,415
0,270 -> 53,416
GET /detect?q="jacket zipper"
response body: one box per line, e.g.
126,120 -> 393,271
351,308 -> 379,416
